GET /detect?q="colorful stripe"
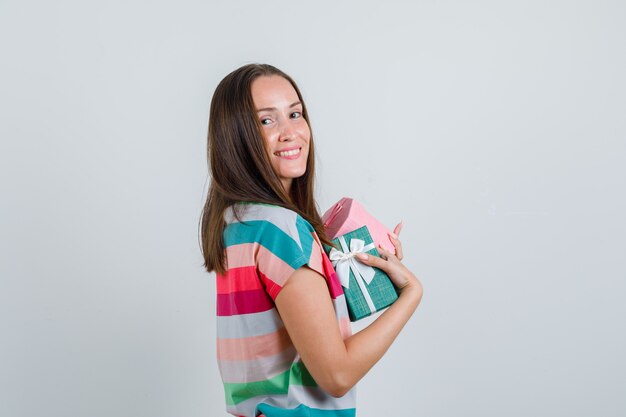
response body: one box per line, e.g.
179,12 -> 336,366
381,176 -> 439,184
218,345 -> 297,383
286,384 -> 356,410
225,203 -> 303,249
223,362 -> 317,406
257,404 -> 356,417
224,221 -> 307,268
216,265 -> 263,294
217,308 -> 283,339
216,288 -> 274,316
217,327 -> 292,361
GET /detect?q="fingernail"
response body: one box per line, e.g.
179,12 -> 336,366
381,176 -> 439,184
356,253 -> 368,261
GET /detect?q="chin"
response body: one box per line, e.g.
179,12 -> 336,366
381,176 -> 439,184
290,170 -> 307,179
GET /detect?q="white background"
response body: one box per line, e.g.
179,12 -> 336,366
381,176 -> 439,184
1,1 -> 625,416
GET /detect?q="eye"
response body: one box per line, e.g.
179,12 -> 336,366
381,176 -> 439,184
260,117 -> 272,125
290,111 -> 302,119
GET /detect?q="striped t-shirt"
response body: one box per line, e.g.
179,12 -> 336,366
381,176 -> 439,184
216,202 -> 356,417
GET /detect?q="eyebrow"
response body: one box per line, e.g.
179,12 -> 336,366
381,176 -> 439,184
256,101 -> 302,113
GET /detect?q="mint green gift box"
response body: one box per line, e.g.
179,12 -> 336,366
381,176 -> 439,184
324,225 -> 399,321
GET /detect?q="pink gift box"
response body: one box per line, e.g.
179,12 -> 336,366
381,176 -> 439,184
322,197 -> 396,255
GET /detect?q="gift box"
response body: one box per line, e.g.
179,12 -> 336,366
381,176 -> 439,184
324,225 -> 399,321
322,197 -> 396,255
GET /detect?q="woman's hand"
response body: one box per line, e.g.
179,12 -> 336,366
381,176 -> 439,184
356,220 -> 421,294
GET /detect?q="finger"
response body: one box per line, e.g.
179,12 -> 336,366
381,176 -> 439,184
393,220 -> 404,237
356,252 -> 388,269
386,233 -> 403,261
378,243 -> 398,262
390,237 -> 404,261
376,244 -> 389,260
394,239 -> 403,261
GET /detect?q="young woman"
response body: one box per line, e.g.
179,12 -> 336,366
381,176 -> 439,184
200,63 -> 423,417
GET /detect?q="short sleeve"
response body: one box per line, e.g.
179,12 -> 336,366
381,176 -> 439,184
254,213 -> 327,300
223,204 -> 327,301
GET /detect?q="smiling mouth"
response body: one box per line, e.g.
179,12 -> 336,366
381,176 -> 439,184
274,147 -> 302,157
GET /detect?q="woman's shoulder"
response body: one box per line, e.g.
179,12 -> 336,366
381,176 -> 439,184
225,202 -> 313,230
223,202 -> 322,273
224,202 -> 315,245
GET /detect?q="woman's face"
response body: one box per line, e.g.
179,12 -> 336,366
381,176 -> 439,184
251,75 -> 311,194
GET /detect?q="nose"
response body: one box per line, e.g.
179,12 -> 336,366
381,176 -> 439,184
278,119 -> 296,142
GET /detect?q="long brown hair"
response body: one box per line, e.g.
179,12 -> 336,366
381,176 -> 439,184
199,63 -> 332,274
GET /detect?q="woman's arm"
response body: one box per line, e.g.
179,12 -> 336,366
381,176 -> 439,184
274,232 -> 423,397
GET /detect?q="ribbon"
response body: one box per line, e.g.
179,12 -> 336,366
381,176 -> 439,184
328,236 -> 377,314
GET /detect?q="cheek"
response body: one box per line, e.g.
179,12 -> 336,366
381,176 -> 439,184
298,124 -> 312,142
261,131 -> 278,152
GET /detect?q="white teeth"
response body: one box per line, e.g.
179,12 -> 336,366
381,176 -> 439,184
275,148 -> 301,157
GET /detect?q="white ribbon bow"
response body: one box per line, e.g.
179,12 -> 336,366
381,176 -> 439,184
328,236 -> 377,314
